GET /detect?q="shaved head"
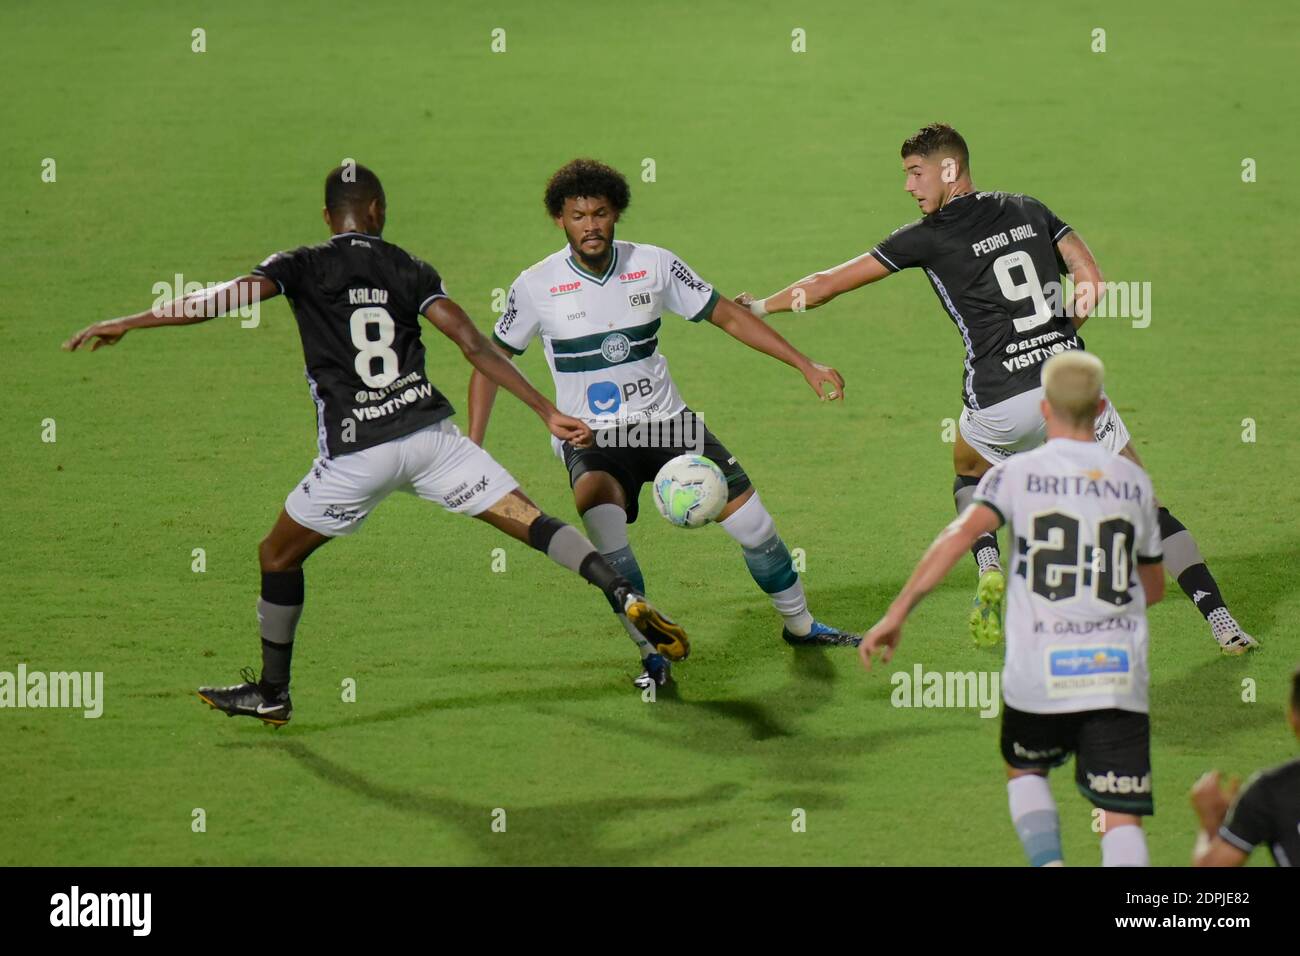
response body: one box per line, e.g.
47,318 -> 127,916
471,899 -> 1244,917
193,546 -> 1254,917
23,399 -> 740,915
324,163 -> 384,215
1042,351 -> 1105,427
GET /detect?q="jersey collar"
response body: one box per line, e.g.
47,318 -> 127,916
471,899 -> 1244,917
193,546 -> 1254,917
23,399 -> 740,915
934,192 -> 977,219
565,244 -> 619,285
331,231 -> 383,241
1046,435 -> 1099,448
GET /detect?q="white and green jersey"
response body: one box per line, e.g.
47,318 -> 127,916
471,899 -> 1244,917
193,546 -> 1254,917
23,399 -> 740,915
492,240 -> 720,428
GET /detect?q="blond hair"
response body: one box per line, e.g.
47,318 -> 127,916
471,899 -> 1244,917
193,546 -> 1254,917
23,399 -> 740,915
1042,352 -> 1105,427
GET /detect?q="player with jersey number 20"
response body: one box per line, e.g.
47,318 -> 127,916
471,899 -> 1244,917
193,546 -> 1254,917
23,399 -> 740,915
62,163 -> 689,725
861,352 -> 1165,867
469,159 -> 857,692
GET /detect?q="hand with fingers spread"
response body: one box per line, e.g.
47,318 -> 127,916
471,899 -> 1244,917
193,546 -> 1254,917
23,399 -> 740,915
63,319 -> 129,352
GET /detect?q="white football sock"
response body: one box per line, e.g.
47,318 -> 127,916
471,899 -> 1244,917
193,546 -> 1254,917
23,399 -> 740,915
1100,823 -> 1149,867
719,493 -> 813,635
1007,775 -> 1063,866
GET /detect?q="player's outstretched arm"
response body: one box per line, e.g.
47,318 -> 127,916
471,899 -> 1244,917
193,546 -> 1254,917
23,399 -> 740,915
62,275 -> 278,351
707,295 -> 845,401
859,504 -> 1001,670
737,252 -> 892,318
1057,232 -> 1104,330
424,297 -> 592,447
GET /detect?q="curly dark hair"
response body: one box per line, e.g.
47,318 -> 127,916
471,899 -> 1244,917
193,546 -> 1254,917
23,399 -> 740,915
544,159 -> 630,218
900,123 -> 970,171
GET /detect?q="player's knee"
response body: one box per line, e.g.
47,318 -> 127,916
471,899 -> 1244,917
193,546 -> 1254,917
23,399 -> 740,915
259,536 -> 298,573
1005,766 -> 1047,780
574,471 -> 625,514
953,444 -> 985,477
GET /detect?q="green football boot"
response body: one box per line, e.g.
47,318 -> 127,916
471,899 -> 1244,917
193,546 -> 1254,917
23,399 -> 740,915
969,568 -> 1006,647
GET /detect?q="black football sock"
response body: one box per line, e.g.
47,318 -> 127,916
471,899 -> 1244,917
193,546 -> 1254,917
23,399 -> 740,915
955,475 -> 1000,574
1157,506 -> 1228,619
527,514 -> 630,612
258,569 -> 303,695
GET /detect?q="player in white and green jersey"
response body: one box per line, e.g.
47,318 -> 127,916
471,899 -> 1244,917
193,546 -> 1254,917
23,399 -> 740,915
469,159 -> 857,689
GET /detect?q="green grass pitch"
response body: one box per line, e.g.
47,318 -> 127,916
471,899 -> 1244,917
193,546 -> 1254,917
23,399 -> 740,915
3,0 -> 1297,866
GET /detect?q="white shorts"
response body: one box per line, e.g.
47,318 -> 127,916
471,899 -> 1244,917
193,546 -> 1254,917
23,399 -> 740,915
958,387 -> 1130,465
285,420 -> 520,536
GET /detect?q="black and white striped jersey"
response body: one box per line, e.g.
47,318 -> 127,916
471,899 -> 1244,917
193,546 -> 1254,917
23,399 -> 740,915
870,191 -> 1083,411
253,232 -> 454,457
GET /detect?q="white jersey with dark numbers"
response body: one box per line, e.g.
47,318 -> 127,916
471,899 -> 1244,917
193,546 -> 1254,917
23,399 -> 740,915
973,437 -> 1163,715
491,240 -> 720,428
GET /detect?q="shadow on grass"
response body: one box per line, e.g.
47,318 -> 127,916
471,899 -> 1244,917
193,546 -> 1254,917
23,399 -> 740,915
287,577 -> 907,737
295,678 -> 618,733
1169,546 -> 1298,642
219,738 -> 742,865
538,586 -> 956,791
204,582 -> 954,853
203,578 -> 989,862
1145,544 -> 1297,749
1153,655 -> 1286,749
656,648 -> 842,741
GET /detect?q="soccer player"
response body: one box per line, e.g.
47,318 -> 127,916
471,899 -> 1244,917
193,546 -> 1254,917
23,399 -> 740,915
861,353 -> 1164,867
1189,663 -> 1300,866
468,159 -> 856,691
740,123 -> 1256,656
62,163 -> 688,725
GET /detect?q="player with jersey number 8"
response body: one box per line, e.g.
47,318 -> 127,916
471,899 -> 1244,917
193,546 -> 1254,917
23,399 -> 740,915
63,163 -> 690,725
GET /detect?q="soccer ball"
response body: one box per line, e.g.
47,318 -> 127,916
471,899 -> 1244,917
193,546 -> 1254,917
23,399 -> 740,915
652,454 -> 727,529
